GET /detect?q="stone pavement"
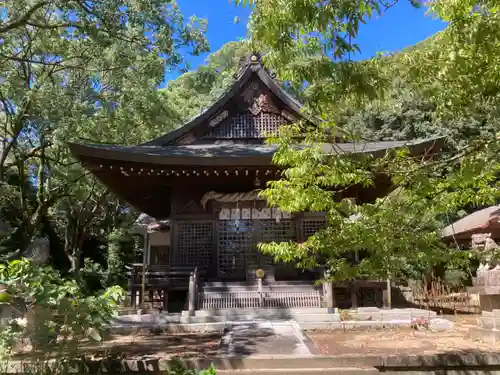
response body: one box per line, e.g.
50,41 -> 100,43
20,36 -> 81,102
218,320 -> 312,357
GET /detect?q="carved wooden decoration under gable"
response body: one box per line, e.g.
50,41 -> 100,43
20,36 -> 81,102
200,80 -> 291,140
209,110 -> 229,127
241,81 -> 280,115
176,132 -> 196,145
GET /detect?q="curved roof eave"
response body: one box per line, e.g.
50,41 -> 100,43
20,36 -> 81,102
141,59 -> 308,147
441,205 -> 500,239
69,136 -> 445,168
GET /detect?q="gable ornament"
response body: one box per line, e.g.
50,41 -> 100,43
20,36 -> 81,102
209,110 -> 229,127
241,82 -> 280,115
176,132 -> 196,145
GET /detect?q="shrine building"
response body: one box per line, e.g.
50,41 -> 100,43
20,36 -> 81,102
69,53 -> 442,311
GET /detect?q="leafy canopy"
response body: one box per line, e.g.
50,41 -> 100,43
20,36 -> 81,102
235,0 -> 500,281
0,0 -> 208,271
0,258 -> 124,358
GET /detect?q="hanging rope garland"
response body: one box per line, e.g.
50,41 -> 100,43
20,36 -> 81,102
200,190 -> 264,209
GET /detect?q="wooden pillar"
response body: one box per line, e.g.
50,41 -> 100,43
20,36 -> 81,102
131,288 -> 137,309
384,278 -> 392,309
258,278 -> 264,307
128,274 -> 135,308
324,281 -> 334,312
140,232 -> 149,309
188,272 -> 196,316
162,289 -> 169,312
149,290 -> 154,309
212,219 -> 218,278
138,288 -> 143,309
350,282 -> 358,309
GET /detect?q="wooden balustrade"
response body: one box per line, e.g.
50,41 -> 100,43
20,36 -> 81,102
127,264 -> 202,309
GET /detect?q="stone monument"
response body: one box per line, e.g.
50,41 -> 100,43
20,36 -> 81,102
469,233 -> 500,342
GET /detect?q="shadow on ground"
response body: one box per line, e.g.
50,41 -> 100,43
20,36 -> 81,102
66,349 -> 500,374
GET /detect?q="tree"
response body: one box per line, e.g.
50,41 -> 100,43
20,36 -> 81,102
160,41 -> 251,122
341,75 -> 498,152
236,0 -> 500,282
0,1 -> 209,273
160,40 -> 303,124
0,258 -> 124,358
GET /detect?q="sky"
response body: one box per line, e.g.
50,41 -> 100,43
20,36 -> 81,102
168,0 -> 446,81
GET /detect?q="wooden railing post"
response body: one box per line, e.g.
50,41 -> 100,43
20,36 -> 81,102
324,281 -> 334,313
322,267 -> 335,313
258,277 -> 263,307
188,268 -> 197,316
194,267 -> 198,309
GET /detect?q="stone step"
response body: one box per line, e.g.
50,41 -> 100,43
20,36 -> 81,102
192,307 -> 436,319
469,325 -> 500,343
109,317 -> 443,336
187,313 -> 340,323
194,307 -> 327,317
479,316 -> 499,329
217,368 -> 379,375
202,281 -> 319,292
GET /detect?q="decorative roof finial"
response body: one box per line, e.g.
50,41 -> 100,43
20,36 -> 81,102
249,52 -> 261,64
235,52 -> 264,78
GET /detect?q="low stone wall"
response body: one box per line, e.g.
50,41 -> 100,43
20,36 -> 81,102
115,307 -> 436,324
5,352 -> 500,374
110,308 -> 439,335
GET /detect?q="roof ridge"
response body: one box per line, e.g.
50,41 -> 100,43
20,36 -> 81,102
140,53 -> 307,147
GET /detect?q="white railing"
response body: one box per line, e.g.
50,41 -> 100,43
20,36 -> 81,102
198,290 -> 322,309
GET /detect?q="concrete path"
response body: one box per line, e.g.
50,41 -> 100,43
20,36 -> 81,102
218,320 -> 312,357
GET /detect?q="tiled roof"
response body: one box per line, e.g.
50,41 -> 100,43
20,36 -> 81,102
69,137 -> 443,166
441,206 -> 500,239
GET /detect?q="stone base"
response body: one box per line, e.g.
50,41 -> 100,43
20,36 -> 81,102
110,308 -> 441,335
10,352 -> 500,374
469,326 -> 500,343
480,293 -> 500,311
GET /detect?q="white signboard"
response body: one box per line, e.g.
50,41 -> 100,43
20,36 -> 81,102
219,208 -> 230,220
242,208 -> 251,219
231,208 -> 241,220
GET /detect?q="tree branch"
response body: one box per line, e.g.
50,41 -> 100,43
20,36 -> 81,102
25,20 -> 87,30
0,1 -> 49,34
382,0 -> 399,11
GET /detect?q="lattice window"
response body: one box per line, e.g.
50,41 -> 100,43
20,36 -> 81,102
302,218 -> 327,240
259,219 -> 296,243
206,112 -> 287,139
258,219 -> 296,268
333,288 -> 351,309
173,221 -> 213,270
358,287 -> 382,307
218,220 -> 255,277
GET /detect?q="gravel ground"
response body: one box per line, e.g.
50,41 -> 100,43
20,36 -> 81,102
13,332 -> 223,360
306,315 -> 496,356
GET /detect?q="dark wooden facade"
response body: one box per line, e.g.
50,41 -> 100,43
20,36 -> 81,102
70,53 -> 443,308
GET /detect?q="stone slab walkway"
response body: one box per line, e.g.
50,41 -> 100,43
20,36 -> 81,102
218,320 -> 312,357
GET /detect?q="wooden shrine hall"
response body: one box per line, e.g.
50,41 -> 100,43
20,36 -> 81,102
69,53 -> 443,311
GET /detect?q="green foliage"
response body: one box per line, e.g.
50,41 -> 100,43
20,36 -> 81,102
443,267 -> 469,289
236,0 -> 500,282
341,76 -> 499,152
0,258 -> 124,358
107,228 -> 127,287
160,41 -> 252,122
166,358 -> 217,375
80,258 -> 108,294
0,0 -> 209,269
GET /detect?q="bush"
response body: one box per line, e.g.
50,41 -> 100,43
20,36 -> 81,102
166,358 -> 217,375
0,258 -> 125,359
